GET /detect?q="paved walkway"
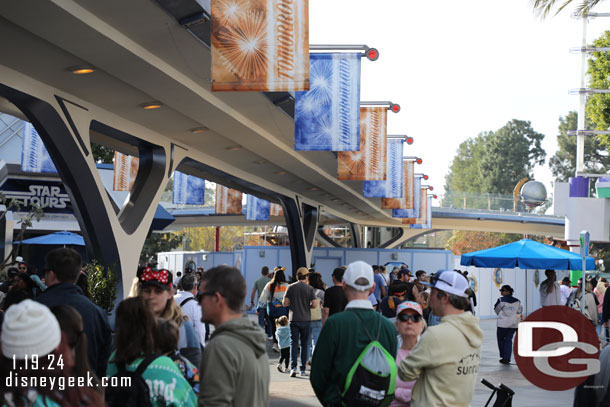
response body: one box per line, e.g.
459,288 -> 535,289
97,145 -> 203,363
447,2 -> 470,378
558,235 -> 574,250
258,317 -> 574,407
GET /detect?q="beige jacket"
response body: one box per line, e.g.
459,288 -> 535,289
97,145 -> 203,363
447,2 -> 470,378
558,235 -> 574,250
398,311 -> 484,407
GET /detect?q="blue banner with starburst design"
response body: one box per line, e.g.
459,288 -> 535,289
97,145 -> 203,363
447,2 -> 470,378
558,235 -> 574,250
21,122 -> 57,173
294,53 -> 361,151
246,195 -> 270,221
172,171 -> 205,205
363,139 -> 403,197
392,176 -> 421,219
410,195 -> 432,229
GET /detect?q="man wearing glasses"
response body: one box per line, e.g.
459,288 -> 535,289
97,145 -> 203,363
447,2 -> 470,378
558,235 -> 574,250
197,265 -> 269,407
397,270 -> 483,407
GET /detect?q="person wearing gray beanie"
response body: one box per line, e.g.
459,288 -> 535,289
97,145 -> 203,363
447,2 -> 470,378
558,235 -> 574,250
0,300 -> 104,407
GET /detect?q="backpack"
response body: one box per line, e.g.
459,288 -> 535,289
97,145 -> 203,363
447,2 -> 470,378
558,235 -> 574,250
180,296 -> 210,342
342,311 -> 396,407
267,297 -> 289,317
180,297 -> 196,307
106,354 -> 158,407
266,284 -> 289,317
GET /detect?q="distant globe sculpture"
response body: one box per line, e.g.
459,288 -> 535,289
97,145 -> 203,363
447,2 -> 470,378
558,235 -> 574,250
520,180 -> 547,208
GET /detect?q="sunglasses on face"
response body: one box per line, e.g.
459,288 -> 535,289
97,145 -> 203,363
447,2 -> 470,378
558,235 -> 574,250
397,314 -> 422,323
196,290 -> 225,302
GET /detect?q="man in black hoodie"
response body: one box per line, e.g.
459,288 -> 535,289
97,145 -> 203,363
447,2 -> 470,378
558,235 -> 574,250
35,248 -> 112,377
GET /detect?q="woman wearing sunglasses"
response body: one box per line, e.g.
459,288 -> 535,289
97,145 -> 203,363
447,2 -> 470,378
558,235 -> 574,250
391,301 -> 426,407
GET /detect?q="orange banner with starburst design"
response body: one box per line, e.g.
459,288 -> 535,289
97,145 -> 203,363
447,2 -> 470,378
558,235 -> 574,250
381,161 -> 414,209
270,203 -> 284,217
113,152 -> 139,191
337,107 -> 387,181
403,188 -> 427,225
215,185 -> 243,214
211,0 -> 309,91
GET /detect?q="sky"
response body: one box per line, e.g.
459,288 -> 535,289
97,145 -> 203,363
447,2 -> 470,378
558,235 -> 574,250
309,0 -> 610,197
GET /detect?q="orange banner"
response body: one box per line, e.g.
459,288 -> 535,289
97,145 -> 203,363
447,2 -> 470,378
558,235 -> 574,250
403,189 -> 427,225
337,107 -> 387,181
270,203 -> 284,217
381,161 -> 414,209
113,152 -> 139,191
211,0 -> 309,91
215,185 -> 243,214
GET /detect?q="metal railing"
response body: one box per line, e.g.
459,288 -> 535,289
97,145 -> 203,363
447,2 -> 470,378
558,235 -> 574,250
437,191 -> 551,214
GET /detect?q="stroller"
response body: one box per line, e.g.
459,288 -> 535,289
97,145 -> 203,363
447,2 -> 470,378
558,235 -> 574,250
481,379 -> 514,407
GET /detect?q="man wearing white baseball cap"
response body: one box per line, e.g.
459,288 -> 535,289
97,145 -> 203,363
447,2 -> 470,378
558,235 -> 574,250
311,261 -> 397,407
397,270 -> 483,407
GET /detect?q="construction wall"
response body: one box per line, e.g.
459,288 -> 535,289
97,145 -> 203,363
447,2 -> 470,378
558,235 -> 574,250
159,246 -> 453,306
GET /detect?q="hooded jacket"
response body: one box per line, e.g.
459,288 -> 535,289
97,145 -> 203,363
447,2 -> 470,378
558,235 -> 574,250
494,295 -> 522,328
398,311 -> 484,407
198,316 -> 269,407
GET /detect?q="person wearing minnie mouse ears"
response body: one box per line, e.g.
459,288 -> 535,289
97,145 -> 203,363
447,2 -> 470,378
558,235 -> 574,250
139,267 -> 202,367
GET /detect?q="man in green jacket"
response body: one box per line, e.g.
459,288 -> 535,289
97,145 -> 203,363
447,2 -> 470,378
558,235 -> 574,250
310,261 -> 397,406
198,266 -> 270,407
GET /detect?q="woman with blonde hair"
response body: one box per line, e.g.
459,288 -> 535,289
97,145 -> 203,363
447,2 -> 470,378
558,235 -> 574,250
138,267 -> 201,366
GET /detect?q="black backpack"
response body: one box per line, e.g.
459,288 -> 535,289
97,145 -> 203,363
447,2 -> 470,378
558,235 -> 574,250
106,354 -> 158,407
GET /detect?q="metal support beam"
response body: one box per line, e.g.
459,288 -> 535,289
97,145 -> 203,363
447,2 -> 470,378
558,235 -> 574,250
0,82 -> 171,299
350,222 -> 362,248
280,197 -> 319,277
316,226 -> 342,248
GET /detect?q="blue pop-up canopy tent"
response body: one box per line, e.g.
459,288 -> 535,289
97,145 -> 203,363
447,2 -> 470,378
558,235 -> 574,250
460,239 -> 595,271
19,231 -> 85,246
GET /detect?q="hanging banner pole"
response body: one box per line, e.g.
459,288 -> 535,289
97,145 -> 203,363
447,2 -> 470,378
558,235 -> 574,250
309,44 -> 379,61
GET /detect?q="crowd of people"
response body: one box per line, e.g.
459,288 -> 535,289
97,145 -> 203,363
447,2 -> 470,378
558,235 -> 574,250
2,250 -> 610,407
539,269 -> 610,344
0,248 -> 268,407
250,261 -> 484,406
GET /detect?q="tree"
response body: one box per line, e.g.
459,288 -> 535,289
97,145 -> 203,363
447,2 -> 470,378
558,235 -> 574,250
532,0 -> 606,18
444,132 -> 491,194
185,226 -> 247,252
446,231 -> 521,255
91,143 -> 114,164
480,120 -> 546,195
0,193 -> 44,269
587,30 -> 610,147
86,260 -> 119,315
139,232 -> 184,264
549,111 -> 610,181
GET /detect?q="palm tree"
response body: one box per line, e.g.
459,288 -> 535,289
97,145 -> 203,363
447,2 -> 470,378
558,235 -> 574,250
532,0 -> 606,18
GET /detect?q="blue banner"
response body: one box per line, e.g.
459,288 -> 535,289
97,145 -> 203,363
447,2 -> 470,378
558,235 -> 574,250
21,123 -> 57,173
410,195 -> 432,229
172,171 -> 205,205
392,177 -> 421,218
246,195 -> 270,221
363,139 -> 404,197
294,53 -> 361,151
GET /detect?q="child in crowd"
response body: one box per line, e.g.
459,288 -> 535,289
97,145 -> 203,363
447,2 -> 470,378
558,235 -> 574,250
275,315 -> 291,372
156,318 -> 200,393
